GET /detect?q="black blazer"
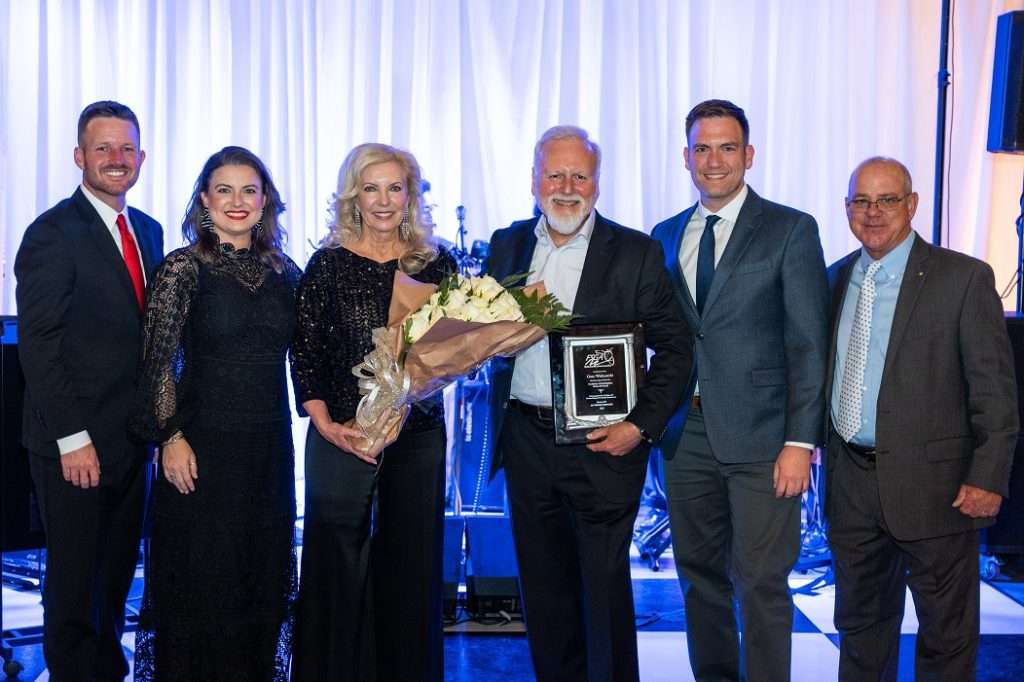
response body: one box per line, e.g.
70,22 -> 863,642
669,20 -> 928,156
15,187 -> 164,462
485,212 -> 692,502
825,234 -> 1019,540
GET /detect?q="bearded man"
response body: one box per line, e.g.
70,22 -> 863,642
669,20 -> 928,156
485,125 -> 692,682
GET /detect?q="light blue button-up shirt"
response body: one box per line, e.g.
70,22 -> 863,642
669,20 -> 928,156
509,212 -> 596,406
830,231 -> 915,446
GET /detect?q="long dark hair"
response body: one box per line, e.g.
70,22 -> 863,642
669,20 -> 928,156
182,146 -> 288,272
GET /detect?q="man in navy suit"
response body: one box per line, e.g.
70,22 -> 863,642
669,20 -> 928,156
651,100 -> 830,681
826,157 -> 1017,680
487,125 -> 692,682
15,101 -> 163,681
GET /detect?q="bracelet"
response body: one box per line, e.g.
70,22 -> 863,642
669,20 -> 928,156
162,431 -> 185,447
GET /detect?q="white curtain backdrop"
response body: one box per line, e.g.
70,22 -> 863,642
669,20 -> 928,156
3,0 -> 1024,315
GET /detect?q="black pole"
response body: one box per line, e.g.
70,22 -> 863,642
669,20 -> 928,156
1017,174 -> 1023,313
932,0 -> 952,246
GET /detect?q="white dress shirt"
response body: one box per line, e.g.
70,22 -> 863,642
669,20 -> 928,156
509,211 -> 596,407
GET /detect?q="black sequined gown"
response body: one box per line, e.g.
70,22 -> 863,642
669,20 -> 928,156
290,246 -> 455,681
132,245 -> 301,682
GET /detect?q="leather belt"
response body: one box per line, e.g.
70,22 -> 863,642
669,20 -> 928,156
509,399 -> 554,423
844,440 -> 877,462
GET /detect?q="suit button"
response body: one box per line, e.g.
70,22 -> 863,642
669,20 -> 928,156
697,332 -> 705,340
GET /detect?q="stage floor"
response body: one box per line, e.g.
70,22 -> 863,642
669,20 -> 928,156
4,551 -> 1023,680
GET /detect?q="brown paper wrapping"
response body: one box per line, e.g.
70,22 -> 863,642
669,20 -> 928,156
350,271 -> 548,457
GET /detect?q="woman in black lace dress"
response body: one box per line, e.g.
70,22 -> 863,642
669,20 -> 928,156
291,143 -> 455,681
132,147 -> 300,681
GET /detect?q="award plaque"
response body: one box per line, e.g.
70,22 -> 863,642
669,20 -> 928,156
549,322 -> 647,445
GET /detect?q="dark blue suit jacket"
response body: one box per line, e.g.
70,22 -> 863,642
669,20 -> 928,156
15,187 -> 164,462
651,188 -> 829,464
486,212 -> 692,502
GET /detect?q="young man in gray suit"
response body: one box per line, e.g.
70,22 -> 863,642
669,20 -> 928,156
651,99 -> 830,682
826,157 -> 1018,680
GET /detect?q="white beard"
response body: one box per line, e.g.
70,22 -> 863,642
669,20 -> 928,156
542,194 -> 593,235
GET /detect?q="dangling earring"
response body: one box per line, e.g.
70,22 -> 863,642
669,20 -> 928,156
252,220 -> 263,236
200,207 -> 215,233
353,207 -> 362,232
399,209 -> 411,241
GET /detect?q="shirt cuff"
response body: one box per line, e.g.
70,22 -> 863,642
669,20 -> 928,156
57,430 -> 92,455
784,441 -> 814,451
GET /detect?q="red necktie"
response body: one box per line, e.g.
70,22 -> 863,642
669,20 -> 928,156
116,214 -> 145,309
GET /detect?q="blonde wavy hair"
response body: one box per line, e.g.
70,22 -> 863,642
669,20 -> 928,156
323,142 -> 438,274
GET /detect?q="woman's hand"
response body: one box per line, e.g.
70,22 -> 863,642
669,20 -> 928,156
303,399 -> 377,464
162,435 -> 198,494
316,418 -> 375,464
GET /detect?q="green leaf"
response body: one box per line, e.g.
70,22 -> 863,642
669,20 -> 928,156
508,286 -> 574,333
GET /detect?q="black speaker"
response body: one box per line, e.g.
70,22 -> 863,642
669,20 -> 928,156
982,315 -> 1024,554
1,317 -> 46,552
442,516 -> 466,620
988,11 -> 1024,154
464,515 -> 521,617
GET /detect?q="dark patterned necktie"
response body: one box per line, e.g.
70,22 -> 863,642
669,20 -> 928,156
695,214 -> 720,315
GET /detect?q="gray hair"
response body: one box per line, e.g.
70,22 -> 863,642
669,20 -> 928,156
848,156 -> 913,197
532,125 -> 602,182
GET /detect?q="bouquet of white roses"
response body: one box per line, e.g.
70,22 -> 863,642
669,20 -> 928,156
349,270 -> 570,457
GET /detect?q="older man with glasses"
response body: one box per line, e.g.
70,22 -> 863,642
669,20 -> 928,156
825,156 -> 1018,680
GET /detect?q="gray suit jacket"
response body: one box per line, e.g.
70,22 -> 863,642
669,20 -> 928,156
651,188 -> 830,463
825,234 -> 1019,541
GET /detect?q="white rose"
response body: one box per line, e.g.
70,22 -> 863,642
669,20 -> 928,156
465,297 -> 493,322
456,276 -> 473,293
490,291 -> 525,321
405,309 -> 434,343
472,275 -> 506,300
444,289 -> 468,311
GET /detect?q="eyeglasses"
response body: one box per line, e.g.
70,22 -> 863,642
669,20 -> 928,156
846,194 -> 911,213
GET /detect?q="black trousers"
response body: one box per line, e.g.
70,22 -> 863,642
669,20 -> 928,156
663,408 -> 800,682
828,433 -> 980,682
292,426 -> 446,682
501,407 -> 643,682
29,451 -> 148,682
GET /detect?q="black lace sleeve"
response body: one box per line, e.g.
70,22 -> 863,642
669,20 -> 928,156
132,249 -> 200,442
280,254 -> 303,291
290,249 -> 333,408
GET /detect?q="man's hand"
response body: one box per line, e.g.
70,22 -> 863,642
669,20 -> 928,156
952,484 -> 1003,518
62,443 -> 100,488
773,445 -> 811,498
586,421 -> 643,457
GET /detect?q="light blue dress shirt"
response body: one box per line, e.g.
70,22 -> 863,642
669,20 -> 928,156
830,231 -> 916,446
509,212 -> 596,406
